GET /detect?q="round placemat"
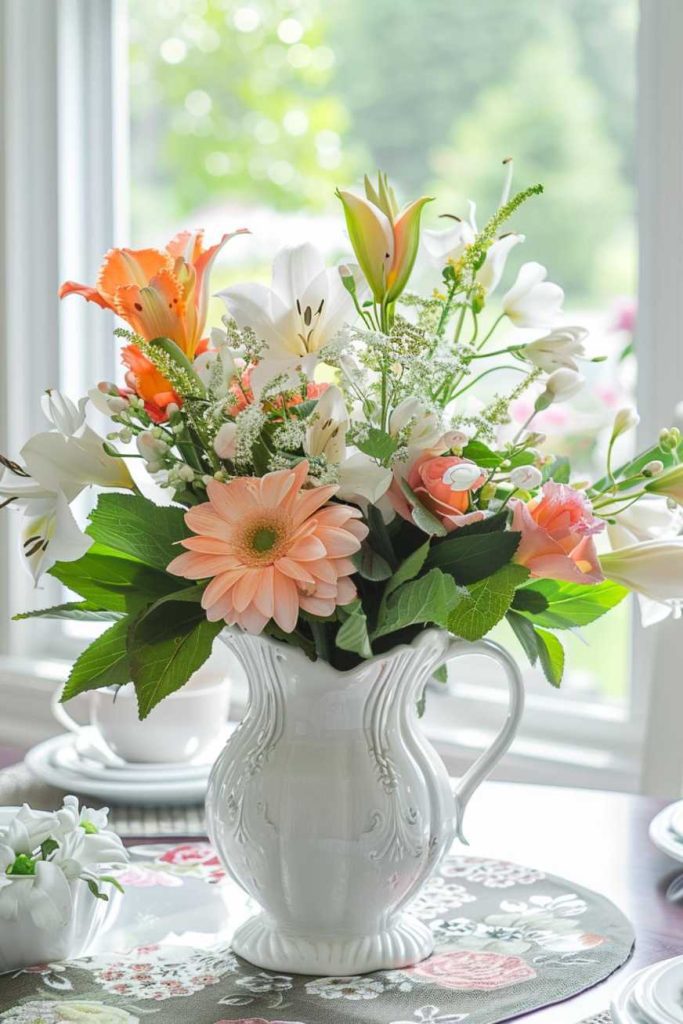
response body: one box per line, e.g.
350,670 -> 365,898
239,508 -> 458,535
0,844 -> 634,1023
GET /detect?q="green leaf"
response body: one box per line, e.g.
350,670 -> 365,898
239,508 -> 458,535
86,878 -> 109,902
517,579 -> 628,630
462,440 -> 501,468
451,511 -> 510,536
40,838 -> 60,859
384,540 -> 430,598
543,455 -> 571,484
336,602 -> 372,659
87,492 -> 189,571
354,427 -> 398,464
506,610 -> 540,666
373,568 -> 463,640
398,478 -> 447,537
426,530 -> 521,585
50,552 -> 179,613
130,603 -> 223,719
352,542 -> 392,581
511,588 -> 549,615
448,564 -> 529,642
61,617 -> 132,702
535,628 -> 565,687
99,875 -> 125,894
13,602 -> 123,623
366,504 -> 397,569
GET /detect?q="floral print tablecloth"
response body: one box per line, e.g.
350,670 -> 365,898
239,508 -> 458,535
0,845 -> 633,1024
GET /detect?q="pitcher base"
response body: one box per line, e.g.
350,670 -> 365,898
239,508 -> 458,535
231,911 -> 434,976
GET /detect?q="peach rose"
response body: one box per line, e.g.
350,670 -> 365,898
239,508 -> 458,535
389,455 -> 486,532
511,481 -> 604,584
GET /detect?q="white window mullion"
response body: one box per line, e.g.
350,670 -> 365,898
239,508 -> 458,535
635,0 -> 683,797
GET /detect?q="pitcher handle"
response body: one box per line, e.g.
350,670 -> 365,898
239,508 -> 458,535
434,637 -> 524,845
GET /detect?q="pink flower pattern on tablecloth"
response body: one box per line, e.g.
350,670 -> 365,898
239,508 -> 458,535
441,857 -> 545,889
156,842 -> 226,883
409,951 -> 537,991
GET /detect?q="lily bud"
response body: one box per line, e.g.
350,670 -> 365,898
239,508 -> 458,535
659,427 -> 681,453
336,172 -> 432,304
645,463 -> 683,506
611,407 -> 640,442
214,421 -> 238,460
535,369 -> 585,411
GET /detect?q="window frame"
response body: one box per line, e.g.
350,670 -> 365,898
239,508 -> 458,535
1,0 -> 681,795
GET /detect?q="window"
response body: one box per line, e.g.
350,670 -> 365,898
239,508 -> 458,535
1,0 -> 682,792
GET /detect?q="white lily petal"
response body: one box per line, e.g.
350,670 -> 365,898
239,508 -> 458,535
22,493 -> 92,582
502,261 -> 564,328
41,390 -> 86,437
338,450 -> 393,505
477,233 -> 525,294
271,242 -> 326,303
305,386 -> 348,463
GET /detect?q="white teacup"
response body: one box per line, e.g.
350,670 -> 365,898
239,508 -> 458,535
52,669 -> 231,765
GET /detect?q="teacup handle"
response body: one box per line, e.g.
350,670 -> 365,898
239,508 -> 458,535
435,638 -> 525,844
50,686 -> 83,735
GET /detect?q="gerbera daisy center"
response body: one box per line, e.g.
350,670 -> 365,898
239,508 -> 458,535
251,525 -> 279,554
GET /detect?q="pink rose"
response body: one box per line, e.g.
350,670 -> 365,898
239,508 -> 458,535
410,950 -> 536,991
389,455 -> 486,532
511,482 -> 604,584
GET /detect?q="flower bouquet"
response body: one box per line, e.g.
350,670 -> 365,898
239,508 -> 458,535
3,167 -> 683,973
0,797 -> 127,973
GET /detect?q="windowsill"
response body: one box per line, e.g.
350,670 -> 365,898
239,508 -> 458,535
0,653 -> 640,792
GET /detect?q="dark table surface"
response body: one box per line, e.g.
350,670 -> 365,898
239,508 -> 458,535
0,745 -> 681,1022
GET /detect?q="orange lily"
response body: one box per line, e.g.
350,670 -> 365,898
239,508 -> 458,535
336,173 -> 432,304
59,228 -> 247,360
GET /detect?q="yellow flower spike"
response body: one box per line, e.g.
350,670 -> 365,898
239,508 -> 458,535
337,173 -> 433,306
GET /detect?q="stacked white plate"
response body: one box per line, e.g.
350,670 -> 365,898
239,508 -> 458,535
24,728 -> 233,806
611,956 -> 683,1023
649,801 -> 683,864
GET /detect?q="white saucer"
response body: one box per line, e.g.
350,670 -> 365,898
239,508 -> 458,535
611,967 -> 655,1024
25,734 -> 215,806
56,739 -> 214,783
636,955 -> 683,1023
649,802 -> 683,864
74,726 -> 225,772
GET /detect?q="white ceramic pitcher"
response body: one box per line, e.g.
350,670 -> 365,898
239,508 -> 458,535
206,627 -> 524,976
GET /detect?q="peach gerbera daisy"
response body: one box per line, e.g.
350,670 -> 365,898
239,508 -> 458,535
167,461 -> 367,634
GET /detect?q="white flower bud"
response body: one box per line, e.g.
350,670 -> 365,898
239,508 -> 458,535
107,397 -> 129,414
166,402 -> 180,417
442,430 -> 470,452
611,407 -> 640,441
214,421 -> 238,460
536,369 -> 585,410
178,464 -> 195,482
642,459 -> 665,477
441,463 -> 483,491
509,465 -> 543,490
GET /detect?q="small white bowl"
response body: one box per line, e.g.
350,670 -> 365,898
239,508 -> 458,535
0,877 -> 121,974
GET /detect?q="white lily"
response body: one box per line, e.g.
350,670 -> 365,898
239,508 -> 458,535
608,496 -> 683,549
520,326 -> 588,373
389,397 -> 443,451
337,450 -> 393,506
304,386 -> 348,465
0,390 -> 133,581
601,537 -> 683,626
423,202 -> 523,296
55,795 -> 110,837
0,858 -> 72,929
502,262 -> 564,327
219,243 -> 355,397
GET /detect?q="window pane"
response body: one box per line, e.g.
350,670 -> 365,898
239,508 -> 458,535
127,0 -> 637,707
